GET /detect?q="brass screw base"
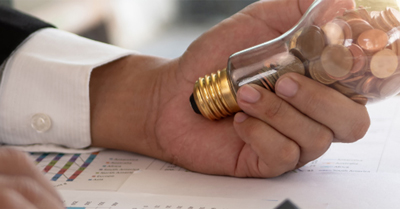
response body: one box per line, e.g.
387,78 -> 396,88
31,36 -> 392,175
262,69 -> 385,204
192,69 -> 241,120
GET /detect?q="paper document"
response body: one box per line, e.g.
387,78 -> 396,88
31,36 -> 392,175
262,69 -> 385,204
30,96 -> 400,209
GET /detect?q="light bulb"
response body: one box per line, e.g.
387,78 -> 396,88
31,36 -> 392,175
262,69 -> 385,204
190,0 -> 400,120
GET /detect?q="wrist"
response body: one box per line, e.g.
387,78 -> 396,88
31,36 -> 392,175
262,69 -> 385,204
89,54 -> 172,160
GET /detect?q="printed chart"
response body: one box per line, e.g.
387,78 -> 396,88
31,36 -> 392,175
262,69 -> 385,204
59,190 -> 316,209
30,150 -> 187,190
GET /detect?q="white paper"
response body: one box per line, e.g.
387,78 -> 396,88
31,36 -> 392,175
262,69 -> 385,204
31,96 -> 400,208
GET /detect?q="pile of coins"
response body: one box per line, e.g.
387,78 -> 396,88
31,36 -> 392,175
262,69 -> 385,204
258,6 -> 400,105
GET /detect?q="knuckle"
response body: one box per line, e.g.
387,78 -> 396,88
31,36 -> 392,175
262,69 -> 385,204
346,112 -> 371,142
241,120 -> 260,140
262,98 -> 286,119
277,142 -> 300,166
302,90 -> 324,116
314,127 -> 334,152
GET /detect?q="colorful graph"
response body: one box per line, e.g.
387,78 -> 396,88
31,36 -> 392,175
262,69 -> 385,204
31,152 -> 99,182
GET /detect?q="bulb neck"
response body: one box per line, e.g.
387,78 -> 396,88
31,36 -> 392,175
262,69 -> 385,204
191,69 -> 241,120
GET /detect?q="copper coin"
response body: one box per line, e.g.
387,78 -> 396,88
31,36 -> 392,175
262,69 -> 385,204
396,39 -> 400,56
322,19 -> 352,45
348,44 -> 367,73
321,45 -> 353,79
370,11 -> 386,31
355,75 -> 373,94
376,11 -> 394,32
322,21 -> 345,45
341,74 -> 365,83
362,76 -> 377,94
357,6 -> 373,24
347,19 -> 374,43
289,30 -> 302,49
296,25 -> 326,60
331,82 -> 357,97
379,72 -> 400,97
309,60 -> 337,85
343,10 -> 362,20
277,56 -> 305,77
370,49 -> 398,78
289,48 -> 307,63
385,7 -> 400,27
350,94 -> 368,105
357,29 -> 389,52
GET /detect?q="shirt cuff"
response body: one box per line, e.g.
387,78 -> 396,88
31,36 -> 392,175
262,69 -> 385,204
0,28 -> 135,149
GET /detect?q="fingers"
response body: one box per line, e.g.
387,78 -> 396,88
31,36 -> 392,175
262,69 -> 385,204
234,112 -> 300,177
0,176 -> 64,209
235,84 -> 334,167
243,0 -> 354,34
0,188 -> 36,209
0,148 -> 64,209
0,148 -> 62,202
275,73 -> 370,142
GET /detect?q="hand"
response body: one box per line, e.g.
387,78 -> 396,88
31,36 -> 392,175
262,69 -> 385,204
0,148 -> 64,209
90,0 -> 370,177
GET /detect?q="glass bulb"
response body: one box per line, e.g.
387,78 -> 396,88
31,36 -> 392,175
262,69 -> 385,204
190,0 -> 400,120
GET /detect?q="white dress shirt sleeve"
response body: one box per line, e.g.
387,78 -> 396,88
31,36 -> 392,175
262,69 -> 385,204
0,28 -> 135,149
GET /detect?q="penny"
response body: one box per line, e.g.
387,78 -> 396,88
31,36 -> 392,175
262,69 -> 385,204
362,76 -> 377,94
347,19 -> 374,43
277,56 -> 305,77
350,94 -> 368,105
322,21 -> 345,45
321,45 -> 353,79
348,44 -> 367,73
379,72 -> 400,97
331,82 -> 357,97
357,29 -> 389,52
341,74 -> 365,83
297,25 -> 326,60
309,60 -> 337,85
370,11 -> 386,31
343,9 -> 362,20
357,6 -> 373,24
370,49 -> 398,78
289,30 -> 302,49
385,7 -> 400,27
355,75 -> 373,94
376,11 -> 393,32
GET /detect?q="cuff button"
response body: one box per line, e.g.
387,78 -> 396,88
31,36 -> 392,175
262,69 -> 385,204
31,113 -> 52,133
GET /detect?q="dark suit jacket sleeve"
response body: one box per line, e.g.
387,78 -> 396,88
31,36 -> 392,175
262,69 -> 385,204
0,6 -> 54,65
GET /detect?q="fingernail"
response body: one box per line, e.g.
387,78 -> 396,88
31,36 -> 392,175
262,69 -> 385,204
234,112 -> 248,123
237,85 -> 261,103
276,77 -> 298,97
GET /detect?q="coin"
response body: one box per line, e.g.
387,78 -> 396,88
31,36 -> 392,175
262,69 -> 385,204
379,72 -> 400,97
309,60 -> 336,85
350,94 -> 368,105
296,25 -> 326,60
357,6 -> 373,24
385,7 -> 400,27
348,44 -> 367,73
321,45 -> 353,79
322,19 -> 352,45
331,82 -> 357,97
347,19 -> 374,41
322,21 -> 345,45
342,9 -> 363,20
376,11 -> 393,32
357,29 -> 389,52
289,30 -> 302,49
277,56 -> 305,77
370,49 -> 398,78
